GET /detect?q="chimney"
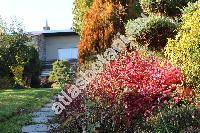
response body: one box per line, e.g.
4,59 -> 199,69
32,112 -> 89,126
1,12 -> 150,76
43,19 -> 50,30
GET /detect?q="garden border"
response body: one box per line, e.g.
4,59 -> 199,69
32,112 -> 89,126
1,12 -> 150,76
52,34 -> 130,114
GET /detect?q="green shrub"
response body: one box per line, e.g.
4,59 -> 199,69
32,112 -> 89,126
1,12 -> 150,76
140,0 -> 197,17
182,0 -> 200,14
0,18 -> 41,88
146,104 -> 200,132
126,15 -> 177,51
49,61 -> 72,88
7,44 -> 41,88
10,65 -> 26,87
23,45 -> 41,88
0,76 -> 13,89
165,0 -> 200,90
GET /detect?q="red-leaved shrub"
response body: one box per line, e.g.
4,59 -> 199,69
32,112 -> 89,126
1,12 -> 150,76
86,51 -> 184,129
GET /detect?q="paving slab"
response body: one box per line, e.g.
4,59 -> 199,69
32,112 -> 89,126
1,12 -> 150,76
22,95 -> 60,133
39,107 -> 53,112
32,117 -> 53,123
29,132 -> 48,133
33,111 -> 55,117
22,124 -> 59,132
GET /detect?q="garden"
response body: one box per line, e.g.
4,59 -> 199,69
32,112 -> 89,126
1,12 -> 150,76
0,17 -> 61,132
0,0 -> 200,132
53,0 -> 200,132
0,88 -> 60,132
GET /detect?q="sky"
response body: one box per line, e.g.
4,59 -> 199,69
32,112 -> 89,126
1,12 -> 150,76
0,0 -> 74,32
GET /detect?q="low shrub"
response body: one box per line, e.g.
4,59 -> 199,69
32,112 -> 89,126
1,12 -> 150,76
54,85 -> 85,132
49,61 -> 72,88
86,51 -> 184,131
165,0 -> 200,90
39,77 -> 52,88
23,46 -> 41,88
10,66 -> 25,87
0,76 -> 13,88
146,104 -> 200,132
140,0 -> 197,17
126,15 -> 176,51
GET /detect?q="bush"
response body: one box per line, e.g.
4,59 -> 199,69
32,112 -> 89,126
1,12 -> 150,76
10,65 -> 26,87
146,104 -> 200,132
140,0 -> 198,17
0,76 -> 13,89
23,45 -> 41,87
86,51 -> 184,131
8,44 -> 41,88
78,0 -> 125,63
49,61 -> 72,88
72,0 -> 93,36
77,0 -> 141,63
165,0 -> 200,90
183,0 -> 200,14
0,18 -> 41,88
39,77 -> 52,88
126,15 -> 176,51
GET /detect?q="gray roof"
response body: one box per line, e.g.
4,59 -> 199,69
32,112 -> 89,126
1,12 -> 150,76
29,29 -> 76,36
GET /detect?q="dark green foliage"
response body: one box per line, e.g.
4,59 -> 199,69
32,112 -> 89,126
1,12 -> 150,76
49,61 -> 72,88
23,46 -> 41,87
126,15 -> 177,51
146,105 -> 200,132
0,18 -> 41,88
140,0 -> 198,17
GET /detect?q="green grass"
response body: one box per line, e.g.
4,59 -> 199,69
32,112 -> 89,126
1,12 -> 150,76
0,88 -> 61,133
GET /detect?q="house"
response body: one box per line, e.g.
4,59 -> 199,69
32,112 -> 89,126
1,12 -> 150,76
30,21 -> 80,77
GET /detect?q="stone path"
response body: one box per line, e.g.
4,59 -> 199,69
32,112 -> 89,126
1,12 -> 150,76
22,96 -> 60,133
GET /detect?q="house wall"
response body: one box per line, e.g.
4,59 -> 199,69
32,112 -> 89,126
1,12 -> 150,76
45,35 -> 79,61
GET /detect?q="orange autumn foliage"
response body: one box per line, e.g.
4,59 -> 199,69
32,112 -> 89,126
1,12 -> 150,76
177,87 -> 197,103
78,0 -> 125,63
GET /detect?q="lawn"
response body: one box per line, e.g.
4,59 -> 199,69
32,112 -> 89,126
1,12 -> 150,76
0,88 -> 61,133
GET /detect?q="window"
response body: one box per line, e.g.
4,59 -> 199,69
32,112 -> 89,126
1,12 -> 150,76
58,48 -> 78,61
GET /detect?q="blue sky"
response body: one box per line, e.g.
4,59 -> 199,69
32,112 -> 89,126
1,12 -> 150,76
0,0 -> 74,31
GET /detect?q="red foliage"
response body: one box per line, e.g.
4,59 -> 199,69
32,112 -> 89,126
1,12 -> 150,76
57,85 -> 85,122
86,52 -> 184,126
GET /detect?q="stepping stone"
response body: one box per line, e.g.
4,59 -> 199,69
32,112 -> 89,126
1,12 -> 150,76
22,124 -> 59,132
21,95 -> 60,132
29,132 -> 47,133
32,117 -> 53,123
39,107 -> 53,112
33,111 -> 55,117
